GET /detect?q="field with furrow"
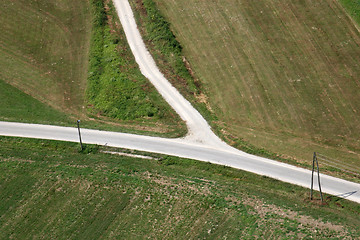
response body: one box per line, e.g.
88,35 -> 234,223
144,0 -> 360,169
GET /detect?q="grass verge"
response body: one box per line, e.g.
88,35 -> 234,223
0,136 -> 359,238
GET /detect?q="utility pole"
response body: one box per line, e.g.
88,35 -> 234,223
310,152 -> 323,202
77,120 -> 83,151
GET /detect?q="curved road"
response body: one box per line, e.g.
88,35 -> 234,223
0,0 -> 359,204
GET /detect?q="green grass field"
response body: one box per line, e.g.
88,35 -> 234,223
134,0 -> 360,173
0,0 -> 185,137
0,136 -> 359,238
0,79 -> 72,125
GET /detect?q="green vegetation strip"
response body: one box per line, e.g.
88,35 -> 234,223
130,0 -> 204,95
0,136 -> 359,238
87,0 -> 177,121
0,0 -> 186,137
142,0 -> 194,88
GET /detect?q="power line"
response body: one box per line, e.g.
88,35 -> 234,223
316,152 -> 360,176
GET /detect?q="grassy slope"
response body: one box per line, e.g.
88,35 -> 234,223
0,0 -> 185,137
0,79 -> 72,125
0,137 -> 359,238
144,0 -> 360,172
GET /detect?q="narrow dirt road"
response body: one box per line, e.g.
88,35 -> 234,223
112,0 -> 233,151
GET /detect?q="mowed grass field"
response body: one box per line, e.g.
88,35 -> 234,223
1,136 -> 360,238
148,0 -> 360,171
0,0 -> 91,114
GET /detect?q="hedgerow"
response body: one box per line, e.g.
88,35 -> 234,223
142,0 -> 196,91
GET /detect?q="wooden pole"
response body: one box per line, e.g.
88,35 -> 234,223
310,152 -> 315,200
77,120 -> 83,151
